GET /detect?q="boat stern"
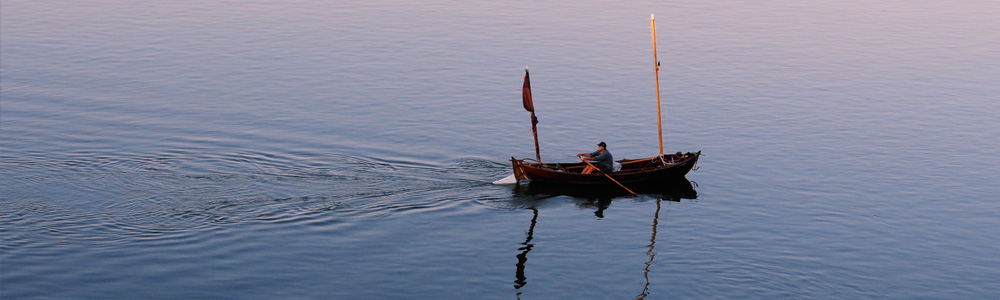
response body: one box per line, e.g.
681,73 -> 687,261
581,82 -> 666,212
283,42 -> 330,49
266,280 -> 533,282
511,157 -> 528,181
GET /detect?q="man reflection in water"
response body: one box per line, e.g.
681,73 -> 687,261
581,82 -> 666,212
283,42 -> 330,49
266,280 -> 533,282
593,197 -> 612,218
577,142 -> 612,175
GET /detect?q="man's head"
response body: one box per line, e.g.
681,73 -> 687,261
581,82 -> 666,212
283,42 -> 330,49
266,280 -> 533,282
597,142 -> 607,150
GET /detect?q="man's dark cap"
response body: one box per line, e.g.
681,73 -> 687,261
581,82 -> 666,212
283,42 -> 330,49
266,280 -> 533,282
598,142 -> 607,147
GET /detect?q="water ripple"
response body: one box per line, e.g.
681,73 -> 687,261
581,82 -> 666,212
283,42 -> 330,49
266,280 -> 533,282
1,150 -> 514,255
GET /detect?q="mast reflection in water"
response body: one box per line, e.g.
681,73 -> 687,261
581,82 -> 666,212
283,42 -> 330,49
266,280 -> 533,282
514,208 -> 538,290
636,198 -> 666,300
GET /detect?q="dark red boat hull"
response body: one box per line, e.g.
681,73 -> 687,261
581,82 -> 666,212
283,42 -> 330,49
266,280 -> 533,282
513,151 -> 700,186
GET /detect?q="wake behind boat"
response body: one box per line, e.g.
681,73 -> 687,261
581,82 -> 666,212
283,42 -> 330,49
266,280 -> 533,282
496,14 -> 700,191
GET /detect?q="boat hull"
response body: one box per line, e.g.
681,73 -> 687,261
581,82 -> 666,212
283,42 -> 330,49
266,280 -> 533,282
513,151 -> 700,186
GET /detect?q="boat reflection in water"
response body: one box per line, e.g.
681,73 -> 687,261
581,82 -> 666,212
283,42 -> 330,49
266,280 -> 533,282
510,177 -> 697,298
513,176 -> 697,217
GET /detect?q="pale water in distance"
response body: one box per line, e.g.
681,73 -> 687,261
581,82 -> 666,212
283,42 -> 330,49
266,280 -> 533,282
2,0 -> 999,298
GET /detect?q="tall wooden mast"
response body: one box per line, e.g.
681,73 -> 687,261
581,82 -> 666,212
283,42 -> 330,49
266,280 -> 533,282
651,14 -> 664,156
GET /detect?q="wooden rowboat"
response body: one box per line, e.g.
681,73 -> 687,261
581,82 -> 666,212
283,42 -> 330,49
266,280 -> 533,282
511,151 -> 700,186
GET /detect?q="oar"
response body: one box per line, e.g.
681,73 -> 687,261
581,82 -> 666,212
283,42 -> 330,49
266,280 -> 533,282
580,158 -> 636,195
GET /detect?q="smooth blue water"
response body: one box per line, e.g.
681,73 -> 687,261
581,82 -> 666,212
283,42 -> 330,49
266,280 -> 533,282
3,0 -> 999,299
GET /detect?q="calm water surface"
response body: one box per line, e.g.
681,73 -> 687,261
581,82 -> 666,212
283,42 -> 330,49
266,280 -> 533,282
3,0 -> 999,299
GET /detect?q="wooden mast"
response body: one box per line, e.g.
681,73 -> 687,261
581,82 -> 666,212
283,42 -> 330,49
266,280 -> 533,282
651,14 -> 664,156
531,110 -> 541,164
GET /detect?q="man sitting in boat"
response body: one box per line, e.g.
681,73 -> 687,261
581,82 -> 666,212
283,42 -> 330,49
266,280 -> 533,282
577,142 -> 613,174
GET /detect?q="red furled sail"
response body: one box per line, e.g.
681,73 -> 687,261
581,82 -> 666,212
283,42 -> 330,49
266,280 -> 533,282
523,68 -> 541,163
522,69 -> 534,112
